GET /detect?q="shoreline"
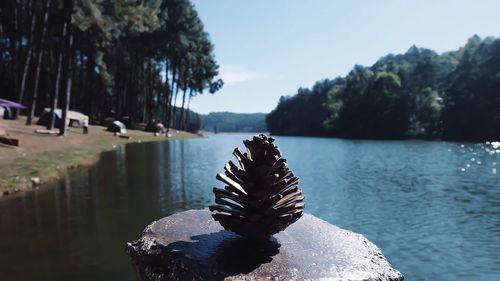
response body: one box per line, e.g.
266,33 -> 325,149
0,117 -> 200,200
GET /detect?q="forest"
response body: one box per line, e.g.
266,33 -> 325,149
0,0 -> 222,133
201,112 -> 266,133
267,35 -> 500,141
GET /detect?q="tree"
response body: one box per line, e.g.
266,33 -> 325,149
26,0 -> 50,125
60,0 -> 75,136
1,0 -> 222,132
267,35 -> 500,141
15,0 -> 37,119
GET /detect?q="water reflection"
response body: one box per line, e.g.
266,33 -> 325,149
0,135 -> 500,281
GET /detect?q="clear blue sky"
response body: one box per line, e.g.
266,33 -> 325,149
189,0 -> 500,114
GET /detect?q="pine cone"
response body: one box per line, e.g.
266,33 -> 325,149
209,134 -> 304,239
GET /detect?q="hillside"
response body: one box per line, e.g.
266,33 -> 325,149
201,112 -> 267,133
267,35 -> 500,141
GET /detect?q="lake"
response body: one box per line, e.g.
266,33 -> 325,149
1,134 -> 500,280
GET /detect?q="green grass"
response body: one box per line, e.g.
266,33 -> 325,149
0,148 -> 99,195
0,131 -> 200,197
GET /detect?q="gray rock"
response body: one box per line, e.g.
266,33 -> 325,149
127,209 -> 404,281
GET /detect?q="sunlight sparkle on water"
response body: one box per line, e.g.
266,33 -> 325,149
492,141 -> 500,149
458,143 -> 500,176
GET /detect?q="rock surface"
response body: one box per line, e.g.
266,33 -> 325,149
127,209 -> 404,281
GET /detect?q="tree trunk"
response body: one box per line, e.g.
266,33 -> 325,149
10,0 -> 20,100
0,15 -> 4,82
60,9 -> 74,136
146,60 -> 153,123
185,94 -> 192,131
127,55 -> 137,124
166,67 -> 176,131
122,85 -> 128,123
75,51 -> 85,110
179,87 -> 189,131
27,0 -> 50,126
16,5 -> 37,119
16,0 -> 27,91
171,71 -> 182,129
84,52 -> 94,119
0,7 -> 3,70
114,79 -> 120,118
162,60 -> 170,126
139,55 -> 145,121
48,11 -> 69,130
149,61 -> 156,122
126,209 -> 404,281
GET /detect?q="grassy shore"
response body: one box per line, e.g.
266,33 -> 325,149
0,117 -> 200,199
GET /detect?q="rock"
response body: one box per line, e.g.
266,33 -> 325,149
127,209 -> 404,281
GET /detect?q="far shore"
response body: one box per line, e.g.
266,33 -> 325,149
0,117 -> 200,200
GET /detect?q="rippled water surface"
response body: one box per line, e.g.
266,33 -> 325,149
1,134 -> 500,280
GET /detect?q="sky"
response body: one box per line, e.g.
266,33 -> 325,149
189,0 -> 500,114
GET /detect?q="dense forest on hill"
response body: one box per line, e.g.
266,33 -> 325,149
202,112 -> 266,133
267,35 -> 500,141
0,0 -> 222,133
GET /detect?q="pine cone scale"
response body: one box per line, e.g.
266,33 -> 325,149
213,187 -> 240,198
214,198 -> 244,211
225,163 -> 248,182
215,173 -> 248,196
209,205 -> 244,217
233,148 -> 251,170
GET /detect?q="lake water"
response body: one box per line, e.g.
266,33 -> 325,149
1,134 -> 500,280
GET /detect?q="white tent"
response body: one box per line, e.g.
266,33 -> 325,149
66,110 -> 89,127
38,108 -> 89,128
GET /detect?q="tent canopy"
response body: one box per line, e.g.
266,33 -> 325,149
145,122 -> 165,133
37,108 -> 89,129
37,110 -> 64,128
108,121 -> 127,134
67,111 -> 88,123
41,108 -> 88,120
0,98 -> 26,109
